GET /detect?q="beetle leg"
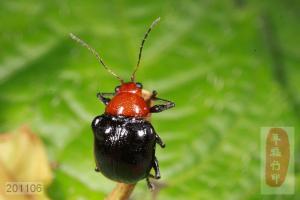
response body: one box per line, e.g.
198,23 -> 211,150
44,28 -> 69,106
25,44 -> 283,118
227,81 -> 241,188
151,156 -> 161,179
155,134 -> 165,148
150,91 -> 175,113
97,92 -> 115,105
148,159 -> 161,179
150,101 -> 175,113
150,90 -> 158,99
94,166 -> 100,172
146,177 -> 154,190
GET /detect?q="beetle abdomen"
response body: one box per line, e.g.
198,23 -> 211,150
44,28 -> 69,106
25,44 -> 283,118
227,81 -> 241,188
91,114 -> 156,183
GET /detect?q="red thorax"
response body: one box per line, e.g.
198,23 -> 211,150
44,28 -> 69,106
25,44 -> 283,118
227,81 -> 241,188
105,82 -> 149,117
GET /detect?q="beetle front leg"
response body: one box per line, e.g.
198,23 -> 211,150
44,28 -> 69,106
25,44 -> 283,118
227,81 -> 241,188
97,92 -> 114,105
150,90 -> 175,113
150,101 -> 175,113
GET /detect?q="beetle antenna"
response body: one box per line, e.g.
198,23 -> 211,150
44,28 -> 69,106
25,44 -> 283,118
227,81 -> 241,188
131,17 -> 160,82
70,33 -> 124,83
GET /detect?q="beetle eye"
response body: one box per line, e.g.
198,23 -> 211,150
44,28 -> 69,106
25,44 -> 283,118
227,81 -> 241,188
136,82 -> 143,89
115,86 -> 120,92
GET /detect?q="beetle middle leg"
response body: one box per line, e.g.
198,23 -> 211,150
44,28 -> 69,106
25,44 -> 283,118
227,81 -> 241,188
150,90 -> 175,113
97,92 -> 115,105
155,134 -> 165,148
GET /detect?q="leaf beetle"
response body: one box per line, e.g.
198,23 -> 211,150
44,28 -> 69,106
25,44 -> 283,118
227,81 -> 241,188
70,17 -> 175,189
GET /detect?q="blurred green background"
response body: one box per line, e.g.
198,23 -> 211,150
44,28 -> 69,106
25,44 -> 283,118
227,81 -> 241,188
0,0 -> 299,199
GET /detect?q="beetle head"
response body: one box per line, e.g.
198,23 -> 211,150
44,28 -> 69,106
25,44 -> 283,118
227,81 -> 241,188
114,82 -> 143,95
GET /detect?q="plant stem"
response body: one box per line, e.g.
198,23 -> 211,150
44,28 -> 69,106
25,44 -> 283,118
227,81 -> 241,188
105,183 -> 136,200
105,90 -> 153,200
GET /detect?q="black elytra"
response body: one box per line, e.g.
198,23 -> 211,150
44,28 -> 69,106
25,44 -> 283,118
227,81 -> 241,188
92,114 -> 160,184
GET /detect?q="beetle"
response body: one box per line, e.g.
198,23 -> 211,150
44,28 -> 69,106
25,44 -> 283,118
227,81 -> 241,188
70,17 -> 175,189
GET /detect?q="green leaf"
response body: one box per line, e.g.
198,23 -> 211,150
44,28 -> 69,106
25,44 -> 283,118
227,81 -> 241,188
0,0 -> 299,199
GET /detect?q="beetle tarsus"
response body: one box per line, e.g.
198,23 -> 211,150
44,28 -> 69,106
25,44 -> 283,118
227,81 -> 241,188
150,97 -> 175,113
150,102 -> 175,113
97,92 -> 114,105
146,177 -> 155,190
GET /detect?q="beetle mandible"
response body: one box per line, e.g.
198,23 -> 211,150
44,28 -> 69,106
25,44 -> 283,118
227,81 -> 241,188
70,17 -> 175,189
